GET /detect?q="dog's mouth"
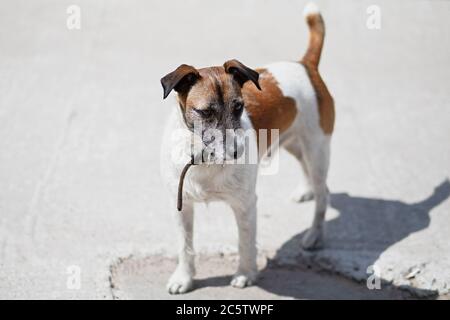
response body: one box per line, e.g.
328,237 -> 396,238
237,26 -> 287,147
198,142 -> 245,163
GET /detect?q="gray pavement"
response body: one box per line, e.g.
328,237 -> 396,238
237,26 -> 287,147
0,0 -> 449,299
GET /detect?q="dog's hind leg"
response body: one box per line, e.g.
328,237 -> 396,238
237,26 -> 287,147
284,139 -> 315,202
167,201 -> 195,294
300,137 -> 330,250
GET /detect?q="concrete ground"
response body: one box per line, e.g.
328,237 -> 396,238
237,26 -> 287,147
0,0 -> 449,299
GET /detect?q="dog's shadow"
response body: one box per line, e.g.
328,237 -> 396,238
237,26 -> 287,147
196,179 -> 450,299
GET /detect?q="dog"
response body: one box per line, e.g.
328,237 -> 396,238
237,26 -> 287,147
160,3 -> 334,294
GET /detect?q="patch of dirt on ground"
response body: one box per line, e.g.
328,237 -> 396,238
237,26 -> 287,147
109,253 -> 409,300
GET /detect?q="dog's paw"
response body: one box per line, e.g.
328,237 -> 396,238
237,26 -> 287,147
167,271 -> 194,294
291,188 -> 314,203
230,272 -> 256,289
302,227 -> 324,250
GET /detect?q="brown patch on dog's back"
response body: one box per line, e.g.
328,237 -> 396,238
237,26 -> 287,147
243,69 -> 298,147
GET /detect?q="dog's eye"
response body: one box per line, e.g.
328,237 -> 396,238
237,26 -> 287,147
233,102 -> 244,117
193,108 -> 212,118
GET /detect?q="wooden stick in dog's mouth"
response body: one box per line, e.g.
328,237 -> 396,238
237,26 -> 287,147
177,153 -> 202,212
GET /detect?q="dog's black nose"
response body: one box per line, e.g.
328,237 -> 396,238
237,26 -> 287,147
233,145 -> 244,160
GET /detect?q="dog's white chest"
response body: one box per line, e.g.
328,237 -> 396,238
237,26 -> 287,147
183,165 -> 248,202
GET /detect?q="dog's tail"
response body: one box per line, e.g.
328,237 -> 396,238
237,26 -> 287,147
301,2 -> 325,69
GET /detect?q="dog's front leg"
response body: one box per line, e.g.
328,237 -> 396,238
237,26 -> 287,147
229,195 -> 258,288
167,201 -> 195,294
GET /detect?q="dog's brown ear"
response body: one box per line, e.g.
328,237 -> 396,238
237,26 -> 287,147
223,59 -> 261,90
161,64 -> 200,99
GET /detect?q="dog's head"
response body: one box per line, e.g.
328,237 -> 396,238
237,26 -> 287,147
161,60 -> 261,163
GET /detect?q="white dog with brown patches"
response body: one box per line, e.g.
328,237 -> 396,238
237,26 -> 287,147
160,3 -> 334,294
